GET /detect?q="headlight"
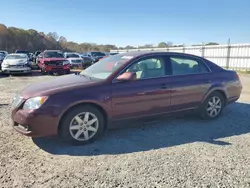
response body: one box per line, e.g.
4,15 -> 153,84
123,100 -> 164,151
63,60 -> 70,65
2,62 -> 9,68
23,96 -> 48,110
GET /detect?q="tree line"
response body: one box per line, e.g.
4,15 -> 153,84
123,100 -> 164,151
0,23 -> 219,53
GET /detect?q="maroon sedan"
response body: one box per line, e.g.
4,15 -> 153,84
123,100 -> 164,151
11,51 -> 242,145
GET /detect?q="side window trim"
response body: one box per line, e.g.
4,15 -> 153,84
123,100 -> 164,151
168,55 -> 212,76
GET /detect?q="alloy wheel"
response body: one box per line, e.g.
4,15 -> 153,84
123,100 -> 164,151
69,112 -> 99,141
206,96 -> 222,118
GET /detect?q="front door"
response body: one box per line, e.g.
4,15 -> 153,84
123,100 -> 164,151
111,55 -> 171,121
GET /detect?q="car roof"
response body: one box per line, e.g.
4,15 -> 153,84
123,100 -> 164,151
117,51 -> 205,59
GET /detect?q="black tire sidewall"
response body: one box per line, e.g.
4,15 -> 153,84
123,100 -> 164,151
59,105 -> 105,145
200,91 -> 225,120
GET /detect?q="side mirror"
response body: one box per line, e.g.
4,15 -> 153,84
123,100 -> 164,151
116,72 -> 136,82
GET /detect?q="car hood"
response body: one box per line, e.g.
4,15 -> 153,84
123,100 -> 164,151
3,59 -> 27,65
20,74 -> 99,99
43,58 -> 67,61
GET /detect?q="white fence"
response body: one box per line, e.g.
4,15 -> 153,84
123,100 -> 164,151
110,43 -> 250,71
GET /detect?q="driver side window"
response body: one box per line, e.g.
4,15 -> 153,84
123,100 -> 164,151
125,56 -> 165,79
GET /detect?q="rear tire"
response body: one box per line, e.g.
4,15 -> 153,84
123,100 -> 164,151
59,105 -> 105,145
199,91 -> 225,120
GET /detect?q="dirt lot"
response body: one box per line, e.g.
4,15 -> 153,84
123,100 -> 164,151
0,72 -> 250,188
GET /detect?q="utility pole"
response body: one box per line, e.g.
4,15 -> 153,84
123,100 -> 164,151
226,38 -> 231,69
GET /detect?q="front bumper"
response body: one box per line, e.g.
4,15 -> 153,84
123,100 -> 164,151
2,67 -> 31,74
11,106 -> 59,137
44,65 -> 70,72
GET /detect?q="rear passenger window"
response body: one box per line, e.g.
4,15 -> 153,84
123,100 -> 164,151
170,57 -> 209,75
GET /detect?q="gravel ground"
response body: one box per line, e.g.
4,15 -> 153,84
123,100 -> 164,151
0,72 -> 250,188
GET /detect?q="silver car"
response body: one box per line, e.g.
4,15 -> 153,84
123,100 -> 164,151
1,53 -> 31,75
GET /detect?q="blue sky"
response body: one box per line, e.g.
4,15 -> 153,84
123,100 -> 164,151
0,0 -> 249,47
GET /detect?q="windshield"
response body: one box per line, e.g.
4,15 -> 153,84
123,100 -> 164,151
66,53 -> 80,58
91,52 -> 106,57
80,54 -> 133,79
44,51 -> 64,58
5,54 -> 27,59
16,51 -> 29,54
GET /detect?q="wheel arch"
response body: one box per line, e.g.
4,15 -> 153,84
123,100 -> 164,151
202,88 -> 228,105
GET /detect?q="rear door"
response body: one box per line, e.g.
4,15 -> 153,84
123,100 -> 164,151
166,55 -> 213,111
111,55 -> 171,121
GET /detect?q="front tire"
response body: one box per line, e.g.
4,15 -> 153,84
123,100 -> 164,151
59,105 -> 105,145
200,91 -> 225,120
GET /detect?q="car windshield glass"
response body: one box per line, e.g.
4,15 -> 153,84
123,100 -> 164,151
6,54 -> 27,59
80,54 -> 133,79
91,52 -> 105,57
16,51 -> 28,54
44,51 -> 64,58
66,53 -> 79,58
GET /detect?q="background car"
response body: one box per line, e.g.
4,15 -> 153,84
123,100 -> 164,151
1,53 -> 31,75
15,50 -> 33,63
0,50 -> 8,58
80,54 -> 92,68
0,53 -> 5,70
33,51 -> 41,63
10,51 -> 242,145
37,50 -> 70,75
64,52 -> 84,68
87,51 -> 106,63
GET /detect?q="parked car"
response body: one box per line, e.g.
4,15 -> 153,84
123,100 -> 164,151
87,51 -> 106,63
80,54 -> 92,68
64,52 -> 84,68
15,50 -> 32,62
1,53 -> 31,75
10,51 -> 242,145
37,50 -> 70,75
0,50 -> 8,58
33,51 -> 42,63
0,53 -> 5,70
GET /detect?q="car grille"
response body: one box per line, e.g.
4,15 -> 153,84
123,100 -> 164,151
45,61 -> 63,66
9,65 -> 26,68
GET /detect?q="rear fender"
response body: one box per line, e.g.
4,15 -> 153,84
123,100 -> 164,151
201,83 -> 228,104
